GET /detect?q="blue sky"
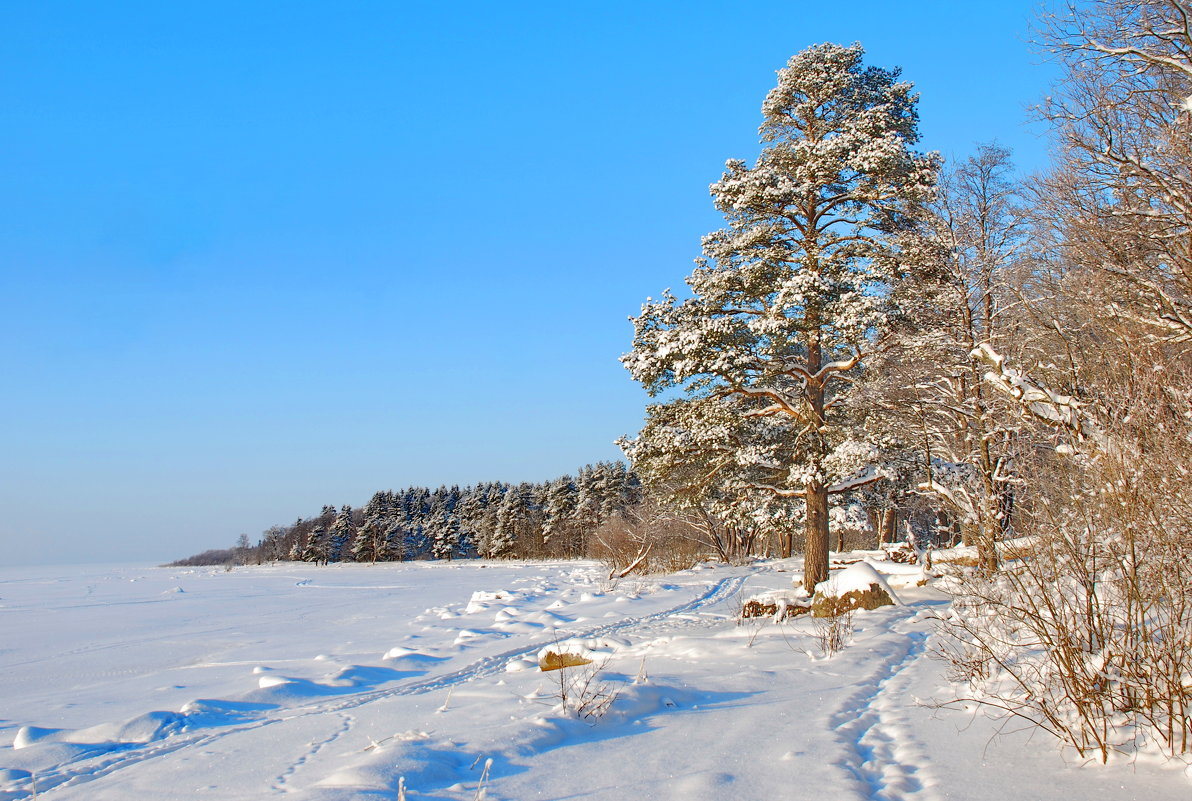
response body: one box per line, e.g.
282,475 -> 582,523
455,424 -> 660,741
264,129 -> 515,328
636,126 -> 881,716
1,1 -> 1056,565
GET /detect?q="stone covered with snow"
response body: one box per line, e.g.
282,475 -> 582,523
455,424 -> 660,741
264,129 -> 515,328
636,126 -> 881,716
811,561 -> 901,617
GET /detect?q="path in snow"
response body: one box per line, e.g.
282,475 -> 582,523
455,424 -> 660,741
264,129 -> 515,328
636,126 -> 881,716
830,606 -> 940,801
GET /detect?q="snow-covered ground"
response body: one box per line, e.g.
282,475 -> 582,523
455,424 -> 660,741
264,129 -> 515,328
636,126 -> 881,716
0,559 -> 1184,800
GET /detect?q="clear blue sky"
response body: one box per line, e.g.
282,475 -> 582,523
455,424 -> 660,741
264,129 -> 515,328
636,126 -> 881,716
1,1 -> 1055,565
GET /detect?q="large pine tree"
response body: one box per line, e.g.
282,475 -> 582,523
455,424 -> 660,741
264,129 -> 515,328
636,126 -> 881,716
622,43 -> 937,587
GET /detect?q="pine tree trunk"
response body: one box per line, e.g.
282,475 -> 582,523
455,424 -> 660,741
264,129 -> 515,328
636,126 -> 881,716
803,325 -> 831,588
804,480 -> 830,589
879,508 -> 896,547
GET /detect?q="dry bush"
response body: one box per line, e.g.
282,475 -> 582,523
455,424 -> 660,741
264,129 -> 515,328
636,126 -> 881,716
837,526 -> 880,553
997,538 -> 1038,562
551,659 -> 620,722
890,0 -> 1192,762
589,497 -> 711,576
937,351 -> 1192,760
933,0 -> 1192,755
813,608 -> 854,658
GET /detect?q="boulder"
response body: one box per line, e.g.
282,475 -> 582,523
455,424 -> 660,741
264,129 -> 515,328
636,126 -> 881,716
811,562 -> 901,617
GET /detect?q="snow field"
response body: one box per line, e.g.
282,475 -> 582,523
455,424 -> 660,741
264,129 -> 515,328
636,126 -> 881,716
0,560 -> 1186,800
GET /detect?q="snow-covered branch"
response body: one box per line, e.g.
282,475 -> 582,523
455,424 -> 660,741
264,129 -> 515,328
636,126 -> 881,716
826,465 -> 885,494
971,344 -> 1107,449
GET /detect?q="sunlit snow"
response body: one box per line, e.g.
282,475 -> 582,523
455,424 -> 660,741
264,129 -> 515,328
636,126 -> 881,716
0,560 -> 1185,800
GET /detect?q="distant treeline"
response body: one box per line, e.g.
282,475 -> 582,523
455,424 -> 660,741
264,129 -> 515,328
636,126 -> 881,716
169,547 -> 242,567
171,461 -> 640,566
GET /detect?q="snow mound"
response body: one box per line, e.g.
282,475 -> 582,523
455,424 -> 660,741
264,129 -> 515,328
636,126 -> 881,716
0,768 -> 32,784
522,609 -> 570,627
816,562 -> 902,604
384,645 -> 419,659
536,636 -> 621,669
314,732 -> 465,793
505,656 -> 539,672
464,589 -> 510,613
102,710 -> 185,743
14,711 -> 184,750
382,646 -> 446,663
741,589 -> 811,620
812,562 -> 903,615
493,606 -> 521,622
12,725 -> 58,749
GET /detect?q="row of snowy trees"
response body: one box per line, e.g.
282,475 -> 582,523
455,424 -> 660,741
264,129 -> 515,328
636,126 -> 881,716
247,462 -> 640,564
619,0 -> 1192,757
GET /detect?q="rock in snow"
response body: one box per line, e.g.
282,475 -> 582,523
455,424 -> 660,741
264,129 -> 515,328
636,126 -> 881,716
812,561 -> 901,617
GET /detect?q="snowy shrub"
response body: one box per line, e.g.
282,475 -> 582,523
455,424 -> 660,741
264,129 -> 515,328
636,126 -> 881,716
937,449 -> 1192,761
812,607 -> 854,658
549,659 -> 620,722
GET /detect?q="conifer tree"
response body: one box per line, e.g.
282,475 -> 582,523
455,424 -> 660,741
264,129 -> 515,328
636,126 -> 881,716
301,523 -> 330,565
352,492 -> 390,563
622,43 -> 937,587
426,494 -> 460,560
453,486 -> 485,558
489,484 -> 526,558
573,465 -> 602,541
472,483 -> 506,557
383,514 -> 407,562
328,505 -> 355,562
541,476 -> 577,554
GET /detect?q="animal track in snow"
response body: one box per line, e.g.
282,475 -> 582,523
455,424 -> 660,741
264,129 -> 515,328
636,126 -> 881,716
272,713 -> 354,792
